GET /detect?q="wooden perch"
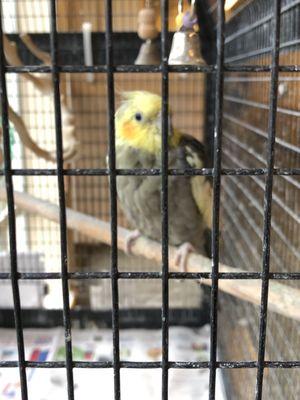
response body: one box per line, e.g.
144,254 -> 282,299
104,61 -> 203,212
7,105 -> 56,162
20,34 -> 52,65
1,35 -> 79,162
0,188 -> 299,322
3,35 -> 52,94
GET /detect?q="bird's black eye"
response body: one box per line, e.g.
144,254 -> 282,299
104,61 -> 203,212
134,112 -> 143,122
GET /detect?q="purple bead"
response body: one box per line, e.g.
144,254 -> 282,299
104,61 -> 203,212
182,11 -> 198,29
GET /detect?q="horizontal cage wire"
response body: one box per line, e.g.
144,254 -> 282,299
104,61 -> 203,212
0,1 -> 299,400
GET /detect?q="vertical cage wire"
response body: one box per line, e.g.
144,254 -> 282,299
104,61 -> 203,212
255,0 -> 281,398
209,0 -> 225,399
49,0 -> 74,398
105,1 -> 120,399
160,0 -> 169,398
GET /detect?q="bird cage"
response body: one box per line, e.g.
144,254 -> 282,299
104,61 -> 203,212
0,0 -> 299,399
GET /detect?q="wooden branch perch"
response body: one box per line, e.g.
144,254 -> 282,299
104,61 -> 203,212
8,105 -> 57,162
20,34 -> 52,65
0,188 -> 299,322
2,35 -> 79,162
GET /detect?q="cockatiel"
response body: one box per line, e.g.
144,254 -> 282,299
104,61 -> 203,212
115,91 -> 212,270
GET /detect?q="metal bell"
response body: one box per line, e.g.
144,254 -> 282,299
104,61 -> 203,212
168,30 -> 204,65
135,40 -> 161,65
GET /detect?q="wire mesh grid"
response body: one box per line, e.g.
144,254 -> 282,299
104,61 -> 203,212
217,0 -> 300,398
0,0 -> 299,400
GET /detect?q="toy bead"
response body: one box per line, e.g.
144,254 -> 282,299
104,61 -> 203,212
138,8 -> 156,24
175,12 -> 184,29
137,7 -> 159,40
182,11 -> 198,30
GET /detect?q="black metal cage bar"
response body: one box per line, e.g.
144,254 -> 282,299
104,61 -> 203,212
0,167 -> 299,177
105,0 -> 121,399
4,64 -> 300,73
1,359 -> 299,369
255,0 -> 282,398
0,0 -> 300,399
49,1 -> 75,399
209,0 -> 225,398
160,0 -> 169,399
1,270 -> 300,280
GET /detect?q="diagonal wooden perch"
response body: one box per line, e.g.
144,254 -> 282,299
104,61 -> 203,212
0,188 -> 299,322
1,35 -> 79,162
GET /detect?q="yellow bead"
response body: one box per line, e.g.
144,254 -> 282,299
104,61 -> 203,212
175,12 -> 184,29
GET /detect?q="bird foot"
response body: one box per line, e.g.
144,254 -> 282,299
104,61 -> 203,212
125,229 -> 141,255
174,242 -> 196,273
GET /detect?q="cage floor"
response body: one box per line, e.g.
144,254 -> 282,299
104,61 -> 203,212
0,325 -> 226,400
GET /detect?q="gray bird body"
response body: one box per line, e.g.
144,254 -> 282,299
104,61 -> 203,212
116,135 -> 211,255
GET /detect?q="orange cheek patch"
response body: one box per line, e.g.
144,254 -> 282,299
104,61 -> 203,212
121,121 -> 137,140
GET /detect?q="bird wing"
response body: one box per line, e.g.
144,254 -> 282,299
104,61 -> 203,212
178,134 -> 212,230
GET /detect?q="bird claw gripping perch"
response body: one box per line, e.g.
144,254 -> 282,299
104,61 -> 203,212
125,229 -> 142,255
174,242 -> 196,273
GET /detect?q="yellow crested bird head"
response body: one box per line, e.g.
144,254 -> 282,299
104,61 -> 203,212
115,91 -> 180,153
